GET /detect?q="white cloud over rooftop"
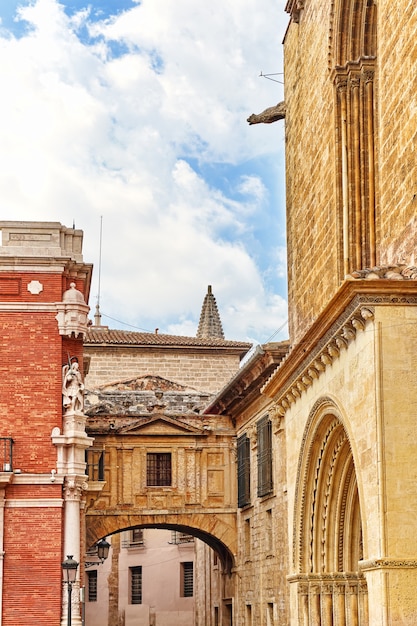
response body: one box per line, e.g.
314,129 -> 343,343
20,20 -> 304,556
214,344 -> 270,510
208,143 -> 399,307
0,0 -> 288,344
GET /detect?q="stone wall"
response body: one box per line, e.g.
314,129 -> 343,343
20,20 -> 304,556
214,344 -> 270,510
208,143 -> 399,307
284,1 -> 339,344
283,0 -> 417,344
378,2 -> 417,266
84,346 -> 243,394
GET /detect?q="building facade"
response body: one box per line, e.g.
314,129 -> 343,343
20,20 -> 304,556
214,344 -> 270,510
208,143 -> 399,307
0,221 -> 92,626
211,1 -> 416,624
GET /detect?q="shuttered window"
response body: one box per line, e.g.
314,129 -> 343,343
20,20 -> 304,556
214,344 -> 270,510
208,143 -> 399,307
130,566 -> 142,604
237,434 -> 251,507
87,570 -> 97,602
181,561 -> 194,597
257,416 -> 273,497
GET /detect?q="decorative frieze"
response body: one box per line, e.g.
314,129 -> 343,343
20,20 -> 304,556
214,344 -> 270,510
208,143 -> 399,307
269,303 -> 375,416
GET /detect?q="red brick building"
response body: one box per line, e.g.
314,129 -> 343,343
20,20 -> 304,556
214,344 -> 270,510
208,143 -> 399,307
0,221 -> 92,625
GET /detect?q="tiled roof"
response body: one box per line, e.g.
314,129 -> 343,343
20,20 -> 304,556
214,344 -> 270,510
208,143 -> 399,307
85,327 -> 252,351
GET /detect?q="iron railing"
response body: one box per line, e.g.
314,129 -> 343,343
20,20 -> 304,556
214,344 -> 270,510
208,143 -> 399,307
0,438 -> 13,472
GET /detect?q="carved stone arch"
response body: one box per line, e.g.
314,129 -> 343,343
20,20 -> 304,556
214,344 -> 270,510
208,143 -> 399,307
291,396 -> 368,625
329,0 -> 377,68
86,511 -> 237,574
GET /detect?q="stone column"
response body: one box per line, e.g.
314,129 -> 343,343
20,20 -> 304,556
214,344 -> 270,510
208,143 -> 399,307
61,478 -> 85,626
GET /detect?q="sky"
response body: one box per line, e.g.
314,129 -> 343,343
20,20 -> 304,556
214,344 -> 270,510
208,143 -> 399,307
0,0 -> 288,345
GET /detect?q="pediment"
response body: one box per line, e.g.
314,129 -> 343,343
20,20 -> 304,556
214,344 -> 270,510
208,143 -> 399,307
119,414 -> 204,436
98,375 -> 198,393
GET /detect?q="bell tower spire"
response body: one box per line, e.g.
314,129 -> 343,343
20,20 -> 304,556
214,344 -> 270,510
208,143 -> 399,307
196,285 -> 225,340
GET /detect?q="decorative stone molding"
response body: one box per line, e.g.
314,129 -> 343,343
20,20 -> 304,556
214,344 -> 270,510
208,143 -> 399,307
360,558 -> 417,571
346,264 -> 417,280
269,303 -> 375,416
55,283 -> 90,338
27,280 -> 43,294
285,0 -> 305,23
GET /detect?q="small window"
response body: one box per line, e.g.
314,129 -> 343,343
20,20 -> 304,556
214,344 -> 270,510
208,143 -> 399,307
181,562 -> 193,597
131,528 -> 144,544
85,448 -> 105,481
171,531 -> 194,544
147,452 -> 172,486
87,570 -> 97,602
130,566 -> 142,604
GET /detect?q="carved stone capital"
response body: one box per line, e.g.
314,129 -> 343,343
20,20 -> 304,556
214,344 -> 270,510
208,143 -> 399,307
64,476 -> 88,501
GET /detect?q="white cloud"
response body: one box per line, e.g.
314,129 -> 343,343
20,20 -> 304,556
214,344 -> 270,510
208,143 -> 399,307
0,0 -> 288,344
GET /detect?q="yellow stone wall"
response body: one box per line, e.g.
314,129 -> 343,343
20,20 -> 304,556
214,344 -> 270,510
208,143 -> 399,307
284,0 -> 417,344
84,346 -> 243,394
284,2 -> 339,343
378,2 -> 417,265
280,297 -> 417,625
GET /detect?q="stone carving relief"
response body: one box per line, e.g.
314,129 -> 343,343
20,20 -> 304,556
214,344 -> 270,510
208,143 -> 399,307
55,282 -> 90,338
62,357 -> 84,414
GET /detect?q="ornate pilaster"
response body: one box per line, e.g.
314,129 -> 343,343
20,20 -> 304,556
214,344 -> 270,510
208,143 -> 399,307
332,57 -> 377,274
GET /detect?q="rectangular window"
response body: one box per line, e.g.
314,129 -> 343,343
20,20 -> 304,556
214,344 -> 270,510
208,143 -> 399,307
130,566 -> 142,604
147,452 -> 172,486
257,416 -> 273,497
171,531 -> 194,544
265,508 -> 273,553
131,528 -> 144,545
267,602 -> 274,626
244,518 -> 251,558
87,570 -> 97,602
181,561 -> 194,597
85,448 -> 105,481
237,434 -> 251,507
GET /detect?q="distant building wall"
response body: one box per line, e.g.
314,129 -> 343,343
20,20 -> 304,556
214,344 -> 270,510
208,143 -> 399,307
85,529 -> 195,626
84,345 -> 243,394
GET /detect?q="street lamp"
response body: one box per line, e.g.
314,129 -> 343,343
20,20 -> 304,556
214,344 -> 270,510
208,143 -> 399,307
62,555 -> 79,626
96,538 -> 110,563
85,537 -> 111,568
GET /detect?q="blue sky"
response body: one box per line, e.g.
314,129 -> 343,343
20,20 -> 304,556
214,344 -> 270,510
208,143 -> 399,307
0,0 -> 288,344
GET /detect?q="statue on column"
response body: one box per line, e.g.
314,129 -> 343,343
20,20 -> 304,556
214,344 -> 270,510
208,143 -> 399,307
62,356 -> 84,413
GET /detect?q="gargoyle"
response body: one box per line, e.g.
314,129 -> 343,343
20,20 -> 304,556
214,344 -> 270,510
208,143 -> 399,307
247,101 -> 286,125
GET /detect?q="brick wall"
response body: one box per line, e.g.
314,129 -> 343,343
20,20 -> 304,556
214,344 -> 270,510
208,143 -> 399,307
0,262 -> 88,625
3,502 -> 63,625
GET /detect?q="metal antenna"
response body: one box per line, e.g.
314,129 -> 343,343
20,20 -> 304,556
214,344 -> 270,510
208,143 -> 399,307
259,71 -> 284,84
94,216 -> 103,327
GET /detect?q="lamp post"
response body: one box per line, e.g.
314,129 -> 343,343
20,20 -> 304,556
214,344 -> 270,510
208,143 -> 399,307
62,555 -> 79,626
96,538 -> 110,563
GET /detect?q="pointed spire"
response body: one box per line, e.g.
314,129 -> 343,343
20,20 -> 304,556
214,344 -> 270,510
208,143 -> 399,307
197,285 -> 225,340
94,302 -> 102,327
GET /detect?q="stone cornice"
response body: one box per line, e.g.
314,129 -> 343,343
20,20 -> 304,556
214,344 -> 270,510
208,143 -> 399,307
203,342 -> 290,417
360,558 -> 417,571
262,281 -> 417,411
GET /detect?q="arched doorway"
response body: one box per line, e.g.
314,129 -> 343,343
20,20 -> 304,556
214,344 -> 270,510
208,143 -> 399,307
291,399 -> 368,625
84,521 -> 235,626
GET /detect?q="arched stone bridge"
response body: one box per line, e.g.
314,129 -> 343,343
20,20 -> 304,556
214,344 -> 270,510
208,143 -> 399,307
84,411 -> 238,572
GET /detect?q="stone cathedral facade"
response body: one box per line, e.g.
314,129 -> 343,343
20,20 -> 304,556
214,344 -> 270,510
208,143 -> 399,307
211,0 -> 417,624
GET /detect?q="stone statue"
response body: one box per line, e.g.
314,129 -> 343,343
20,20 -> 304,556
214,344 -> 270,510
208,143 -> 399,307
62,356 -> 84,413
247,100 -> 286,125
